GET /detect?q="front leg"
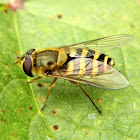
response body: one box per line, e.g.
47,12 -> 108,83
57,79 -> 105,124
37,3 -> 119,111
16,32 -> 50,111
26,76 -> 42,84
41,77 -> 57,111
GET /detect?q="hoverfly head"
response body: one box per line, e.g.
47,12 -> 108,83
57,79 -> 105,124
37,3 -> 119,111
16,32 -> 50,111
14,49 -> 36,77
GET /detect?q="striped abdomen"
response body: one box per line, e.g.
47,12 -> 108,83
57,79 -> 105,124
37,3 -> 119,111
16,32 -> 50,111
59,48 -> 115,77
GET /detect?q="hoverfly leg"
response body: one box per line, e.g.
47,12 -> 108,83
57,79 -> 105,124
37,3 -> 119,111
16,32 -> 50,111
26,76 -> 42,84
70,81 -> 102,115
41,78 -> 57,111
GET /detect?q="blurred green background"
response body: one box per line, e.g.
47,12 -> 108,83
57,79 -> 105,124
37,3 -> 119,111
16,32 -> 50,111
0,0 -> 140,139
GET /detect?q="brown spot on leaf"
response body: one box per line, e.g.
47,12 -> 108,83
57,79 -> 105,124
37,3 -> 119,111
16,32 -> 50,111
38,83 -> 47,87
8,27 -> 12,32
1,118 -> 5,124
12,134 -> 16,138
98,99 -> 102,103
87,132 -> 90,135
4,64 -> 8,69
53,125 -> 59,130
16,51 -> 19,55
138,0 -> 140,5
40,97 -> 44,101
130,24 -> 135,28
57,14 -> 62,19
29,106 -> 32,110
82,128 -> 85,131
2,110 -> 4,114
43,83 -> 47,87
4,10 -> 8,13
52,110 -> 56,115
18,109 -> 22,114
37,83 -> 43,87
8,75 -> 12,81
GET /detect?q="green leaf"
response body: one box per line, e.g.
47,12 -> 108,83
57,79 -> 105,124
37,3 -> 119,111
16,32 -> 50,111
0,0 -> 140,139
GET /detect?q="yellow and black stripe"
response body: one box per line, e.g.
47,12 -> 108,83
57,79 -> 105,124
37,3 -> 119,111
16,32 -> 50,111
63,48 -> 115,76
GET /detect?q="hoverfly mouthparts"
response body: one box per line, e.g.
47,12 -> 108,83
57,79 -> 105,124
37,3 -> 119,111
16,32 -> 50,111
13,56 -> 21,65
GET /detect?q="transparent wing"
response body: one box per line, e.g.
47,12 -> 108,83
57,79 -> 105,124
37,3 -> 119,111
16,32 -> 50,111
52,72 -> 129,89
60,34 -> 134,52
80,69 -> 129,89
52,58 -> 129,89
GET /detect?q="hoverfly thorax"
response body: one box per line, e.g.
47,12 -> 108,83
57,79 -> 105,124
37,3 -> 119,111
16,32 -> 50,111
31,48 -> 68,76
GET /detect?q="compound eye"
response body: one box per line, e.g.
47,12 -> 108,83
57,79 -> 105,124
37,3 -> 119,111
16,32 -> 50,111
23,58 -> 33,77
26,49 -> 35,55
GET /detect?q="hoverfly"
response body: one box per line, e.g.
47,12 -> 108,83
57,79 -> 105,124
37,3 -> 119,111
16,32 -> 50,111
14,34 -> 133,114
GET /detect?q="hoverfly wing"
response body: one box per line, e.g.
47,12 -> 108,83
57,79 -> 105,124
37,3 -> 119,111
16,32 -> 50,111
60,34 -> 134,52
52,58 -> 129,89
52,72 -> 129,90
80,68 -> 129,89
